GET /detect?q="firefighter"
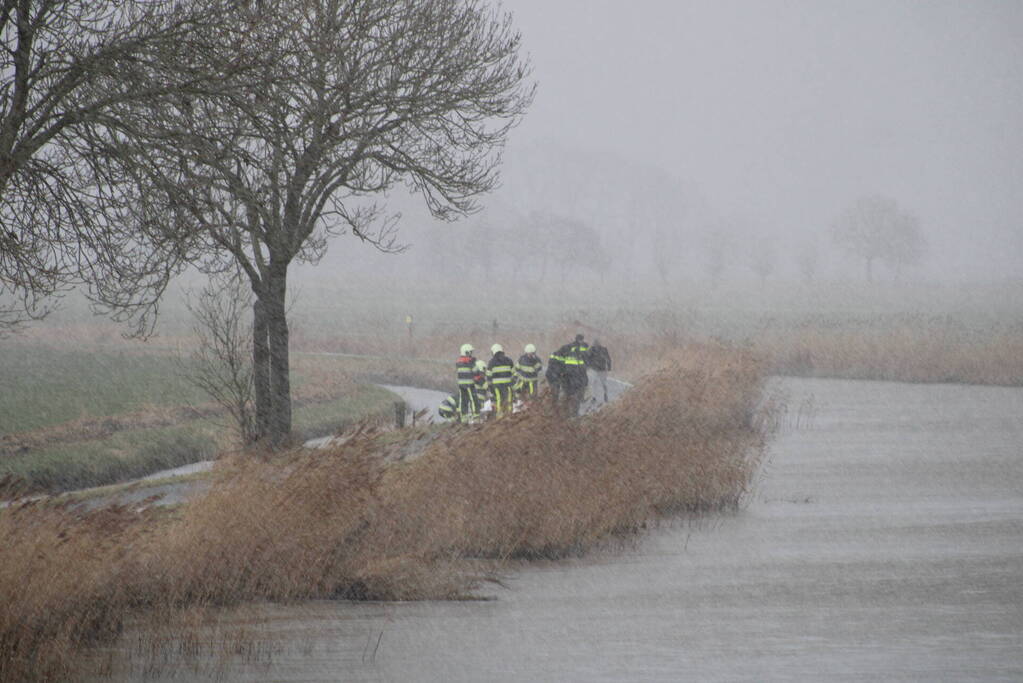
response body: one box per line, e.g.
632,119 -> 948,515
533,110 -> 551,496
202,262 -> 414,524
570,333 -> 590,359
562,334 -> 589,416
472,357 -> 488,411
515,343 -> 543,400
545,345 -> 566,405
487,343 -> 516,416
437,394 -> 459,421
456,343 -> 480,421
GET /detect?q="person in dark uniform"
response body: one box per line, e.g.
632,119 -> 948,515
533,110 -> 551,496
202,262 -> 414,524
487,344 -> 516,416
545,346 -> 566,406
455,343 -> 480,421
515,343 -> 543,401
561,334 -> 589,416
588,339 -> 612,403
437,394 -> 459,421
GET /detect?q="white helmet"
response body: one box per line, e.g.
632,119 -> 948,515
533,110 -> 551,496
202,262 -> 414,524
491,343 -> 503,354
460,343 -> 474,355
524,343 -> 536,354
474,359 -> 487,372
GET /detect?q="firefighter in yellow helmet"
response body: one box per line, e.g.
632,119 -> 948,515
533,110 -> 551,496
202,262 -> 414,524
515,343 -> 543,401
473,359 -> 490,418
455,343 -> 480,421
487,343 -> 516,415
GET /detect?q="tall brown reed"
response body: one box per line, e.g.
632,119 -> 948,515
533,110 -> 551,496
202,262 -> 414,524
361,344 -> 770,569
0,344 -> 771,680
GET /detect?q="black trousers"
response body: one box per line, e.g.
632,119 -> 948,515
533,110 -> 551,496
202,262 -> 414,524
457,385 -> 479,419
492,384 -> 514,414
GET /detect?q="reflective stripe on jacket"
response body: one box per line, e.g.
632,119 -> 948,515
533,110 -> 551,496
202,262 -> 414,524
456,355 -> 478,385
438,394 -> 458,420
516,353 -> 542,382
487,352 -> 516,385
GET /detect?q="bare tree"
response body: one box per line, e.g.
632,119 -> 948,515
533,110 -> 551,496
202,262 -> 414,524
527,211 -> 608,284
883,213 -> 927,280
832,195 -> 925,282
795,236 -> 820,284
0,0 -> 240,334
100,0 -> 533,444
748,238 -> 777,286
702,224 -> 734,290
184,274 -> 257,444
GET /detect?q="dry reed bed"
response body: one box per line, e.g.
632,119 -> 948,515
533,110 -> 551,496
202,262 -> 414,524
758,328 -> 1023,386
366,345 -> 769,567
0,345 -> 770,681
301,316 -> 1023,387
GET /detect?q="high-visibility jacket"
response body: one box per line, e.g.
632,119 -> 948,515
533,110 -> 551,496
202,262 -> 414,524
546,348 -> 566,384
475,375 -> 489,403
487,352 -> 516,387
456,355 -> 478,386
565,342 -> 589,367
438,394 -> 458,421
561,342 -> 588,390
516,352 -> 543,391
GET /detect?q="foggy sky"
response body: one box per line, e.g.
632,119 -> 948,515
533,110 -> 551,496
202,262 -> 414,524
500,0 -> 1023,280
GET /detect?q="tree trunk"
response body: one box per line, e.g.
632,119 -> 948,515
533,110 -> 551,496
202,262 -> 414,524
252,296 -> 271,441
266,268 -> 291,445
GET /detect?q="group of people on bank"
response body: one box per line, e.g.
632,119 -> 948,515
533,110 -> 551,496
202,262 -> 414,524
438,334 -> 612,422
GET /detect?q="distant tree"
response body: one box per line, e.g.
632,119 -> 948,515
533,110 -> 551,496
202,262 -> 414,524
98,0 -> 533,444
748,238 -> 777,286
530,212 -> 609,283
795,237 -> 820,284
883,215 -> 927,280
832,195 -> 925,282
0,0 -> 238,334
702,225 -> 734,289
627,187 -> 679,286
525,210 -> 554,283
651,225 -> 676,285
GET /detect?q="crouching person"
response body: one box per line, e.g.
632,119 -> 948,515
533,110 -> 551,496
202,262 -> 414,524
437,394 -> 459,422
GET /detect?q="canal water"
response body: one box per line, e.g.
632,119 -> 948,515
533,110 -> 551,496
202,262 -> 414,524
115,377 -> 1023,681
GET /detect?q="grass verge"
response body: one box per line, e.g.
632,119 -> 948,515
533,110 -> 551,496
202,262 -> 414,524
0,385 -> 397,496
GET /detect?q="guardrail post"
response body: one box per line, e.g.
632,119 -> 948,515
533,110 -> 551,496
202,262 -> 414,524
394,401 -> 407,428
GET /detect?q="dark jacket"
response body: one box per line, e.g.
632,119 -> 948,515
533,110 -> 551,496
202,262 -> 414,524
556,342 -> 587,389
487,352 -> 516,387
438,394 -> 459,420
546,347 -> 567,384
456,355 -> 479,386
516,353 -> 543,382
588,344 -> 612,371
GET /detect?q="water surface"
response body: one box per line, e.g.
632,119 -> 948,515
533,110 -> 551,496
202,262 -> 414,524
123,377 -> 1023,681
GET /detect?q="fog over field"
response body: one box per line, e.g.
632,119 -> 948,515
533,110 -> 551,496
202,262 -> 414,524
291,0 -> 1022,294
7,0 -> 1021,337
4,3 -> 1023,680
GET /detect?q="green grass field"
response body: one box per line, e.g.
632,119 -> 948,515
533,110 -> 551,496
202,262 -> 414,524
0,345 -> 205,434
0,344 -> 404,494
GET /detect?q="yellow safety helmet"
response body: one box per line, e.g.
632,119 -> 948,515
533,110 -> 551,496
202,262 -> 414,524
524,343 -> 536,353
491,343 -> 503,354
460,343 -> 474,355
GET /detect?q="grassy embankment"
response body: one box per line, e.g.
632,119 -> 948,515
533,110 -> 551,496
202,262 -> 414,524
0,344 -> 771,681
0,344 -> 421,494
